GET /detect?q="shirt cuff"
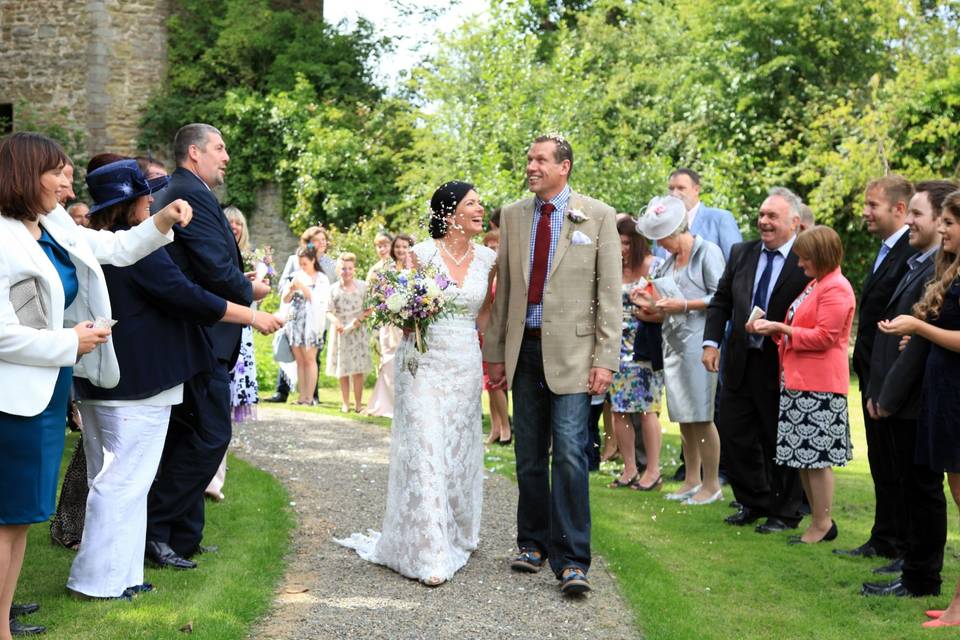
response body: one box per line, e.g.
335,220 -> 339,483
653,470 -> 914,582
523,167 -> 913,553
702,340 -> 719,349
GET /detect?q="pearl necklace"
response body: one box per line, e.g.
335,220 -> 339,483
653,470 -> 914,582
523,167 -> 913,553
439,240 -> 473,266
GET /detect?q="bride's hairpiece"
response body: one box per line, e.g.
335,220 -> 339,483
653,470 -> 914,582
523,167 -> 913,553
429,181 -> 475,239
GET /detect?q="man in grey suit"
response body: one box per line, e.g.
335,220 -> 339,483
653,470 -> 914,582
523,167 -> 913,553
860,180 -> 957,598
668,168 -> 742,260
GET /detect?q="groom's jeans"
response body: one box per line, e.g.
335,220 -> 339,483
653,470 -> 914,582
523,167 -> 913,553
513,336 -> 591,576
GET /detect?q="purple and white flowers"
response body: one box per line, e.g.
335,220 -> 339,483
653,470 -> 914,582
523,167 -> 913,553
367,264 -> 456,358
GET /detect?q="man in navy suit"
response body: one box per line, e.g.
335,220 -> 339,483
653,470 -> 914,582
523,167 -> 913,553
703,188 -> 811,532
668,168 -> 742,260
146,123 -> 271,569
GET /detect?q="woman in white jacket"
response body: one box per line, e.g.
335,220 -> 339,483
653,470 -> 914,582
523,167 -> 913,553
0,132 -> 191,637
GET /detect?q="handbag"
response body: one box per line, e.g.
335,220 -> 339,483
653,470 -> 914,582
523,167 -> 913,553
272,330 -> 295,363
9,277 -> 48,330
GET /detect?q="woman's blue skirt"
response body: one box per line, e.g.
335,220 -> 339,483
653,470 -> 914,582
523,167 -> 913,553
0,367 -> 72,524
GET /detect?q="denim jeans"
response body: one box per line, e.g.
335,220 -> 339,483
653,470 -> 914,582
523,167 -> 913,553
512,337 -> 591,576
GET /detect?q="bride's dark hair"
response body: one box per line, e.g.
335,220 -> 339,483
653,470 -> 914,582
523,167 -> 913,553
429,181 -> 474,239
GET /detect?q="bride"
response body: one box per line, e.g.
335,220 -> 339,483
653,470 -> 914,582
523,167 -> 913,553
335,181 -> 496,587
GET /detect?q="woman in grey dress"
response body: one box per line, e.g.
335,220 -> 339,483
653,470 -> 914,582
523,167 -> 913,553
634,196 -> 726,505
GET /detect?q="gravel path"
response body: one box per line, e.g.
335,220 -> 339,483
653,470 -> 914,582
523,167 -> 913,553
237,407 -> 642,640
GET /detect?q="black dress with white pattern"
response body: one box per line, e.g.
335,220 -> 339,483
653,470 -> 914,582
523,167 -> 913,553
774,284 -> 852,469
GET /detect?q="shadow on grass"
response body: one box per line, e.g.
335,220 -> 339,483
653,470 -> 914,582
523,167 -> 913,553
18,433 -> 294,640
268,374 -> 960,640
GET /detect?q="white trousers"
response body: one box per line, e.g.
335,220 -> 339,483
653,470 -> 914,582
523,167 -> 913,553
67,403 -> 171,597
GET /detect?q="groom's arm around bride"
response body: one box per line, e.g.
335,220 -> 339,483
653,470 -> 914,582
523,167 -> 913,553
482,134 -> 620,595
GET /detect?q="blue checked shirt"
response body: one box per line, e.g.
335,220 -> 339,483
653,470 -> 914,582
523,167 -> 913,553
525,185 -> 571,328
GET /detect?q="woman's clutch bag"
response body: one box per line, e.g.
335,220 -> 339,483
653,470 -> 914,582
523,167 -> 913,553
9,278 -> 48,330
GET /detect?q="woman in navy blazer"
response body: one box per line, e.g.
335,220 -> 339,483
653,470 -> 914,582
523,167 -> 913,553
66,155 -> 282,600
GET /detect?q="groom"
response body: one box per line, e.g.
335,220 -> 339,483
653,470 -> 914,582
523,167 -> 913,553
484,135 -> 621,595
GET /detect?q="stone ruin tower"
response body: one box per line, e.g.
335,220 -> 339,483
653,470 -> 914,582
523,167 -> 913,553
0,0 -> 170,156
0,0 -> 299,257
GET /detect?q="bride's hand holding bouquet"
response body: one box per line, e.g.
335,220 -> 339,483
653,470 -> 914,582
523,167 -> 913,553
366,264 -> 460,376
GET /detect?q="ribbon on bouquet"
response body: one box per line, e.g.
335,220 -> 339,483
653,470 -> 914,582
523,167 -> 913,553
397,322 -> 427,377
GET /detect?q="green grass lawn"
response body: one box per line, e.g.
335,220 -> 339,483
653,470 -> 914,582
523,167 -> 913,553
487,380 -> 960,640
17,433 -> 294,640
266,361 -> 959,640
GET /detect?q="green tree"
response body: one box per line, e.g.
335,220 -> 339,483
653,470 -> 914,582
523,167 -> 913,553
139,0 -> 411,231
405,0 -> 959,289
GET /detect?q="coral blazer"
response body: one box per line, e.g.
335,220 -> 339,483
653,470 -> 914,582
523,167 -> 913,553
777,267 -> 856,395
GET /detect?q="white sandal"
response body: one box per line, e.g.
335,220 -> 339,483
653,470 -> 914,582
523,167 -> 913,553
665,484 -> 701,501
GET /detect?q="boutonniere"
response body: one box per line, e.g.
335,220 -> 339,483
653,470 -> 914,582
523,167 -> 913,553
567,208 -> 589,224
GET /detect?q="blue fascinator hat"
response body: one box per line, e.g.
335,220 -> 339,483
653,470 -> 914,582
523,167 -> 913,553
86,159 -> 169,215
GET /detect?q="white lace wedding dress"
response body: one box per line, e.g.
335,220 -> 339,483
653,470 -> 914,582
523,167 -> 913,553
335,239 -> 496,582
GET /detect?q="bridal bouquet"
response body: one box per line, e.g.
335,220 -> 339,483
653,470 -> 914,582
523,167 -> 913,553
242,245 -> 277,286
367,264 -> 456,374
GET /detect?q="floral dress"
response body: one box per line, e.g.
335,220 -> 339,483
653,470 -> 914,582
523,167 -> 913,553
608,277 -> 664,413
230,325 -> 258,422
326,280 -> 372,377
285,272 -> 327,348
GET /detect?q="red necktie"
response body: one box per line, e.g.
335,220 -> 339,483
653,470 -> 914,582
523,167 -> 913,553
528,203 -> 555,304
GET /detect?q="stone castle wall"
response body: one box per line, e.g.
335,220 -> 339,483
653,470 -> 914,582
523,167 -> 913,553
0,0 -> 297,251
0,0 -> 170,156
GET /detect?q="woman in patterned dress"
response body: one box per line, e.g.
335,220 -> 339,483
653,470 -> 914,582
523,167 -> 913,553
749,226 -> 855,544
283,245 -> 330,405
205,206 -> 259,501
326,253 -> 372,412
607,216 -> 664,490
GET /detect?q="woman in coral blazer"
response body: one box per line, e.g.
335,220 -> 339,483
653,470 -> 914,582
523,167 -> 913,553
749,226 -> 856,545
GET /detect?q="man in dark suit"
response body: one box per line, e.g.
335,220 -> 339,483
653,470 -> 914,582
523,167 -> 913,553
834,175 -> 916,561
860,181 -> 957,597
703,187 -> 811,533
146,123 -> 271,569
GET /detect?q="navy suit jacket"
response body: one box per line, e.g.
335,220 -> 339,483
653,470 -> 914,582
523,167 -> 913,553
852,231 -> 915,389
74,227 -> 227,401
867,252 -> 936,419
704,239 -> 811,391
154,167 -> 253,365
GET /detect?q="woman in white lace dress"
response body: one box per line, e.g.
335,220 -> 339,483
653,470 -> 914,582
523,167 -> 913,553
336,181 -> 495,587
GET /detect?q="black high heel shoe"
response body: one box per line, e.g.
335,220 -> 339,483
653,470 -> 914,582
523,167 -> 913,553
788,520 -> 838,545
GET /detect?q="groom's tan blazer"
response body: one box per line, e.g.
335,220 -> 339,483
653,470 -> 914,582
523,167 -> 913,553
483,190 -> 622,394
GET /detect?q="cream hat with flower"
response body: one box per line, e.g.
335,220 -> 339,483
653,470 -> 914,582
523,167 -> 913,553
635,195 -> 687,241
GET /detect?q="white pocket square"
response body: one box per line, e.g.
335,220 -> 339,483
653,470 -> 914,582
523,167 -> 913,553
571,230 -> 592,246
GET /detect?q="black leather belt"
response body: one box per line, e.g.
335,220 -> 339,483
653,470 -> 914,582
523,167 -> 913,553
523,327 -> 542,340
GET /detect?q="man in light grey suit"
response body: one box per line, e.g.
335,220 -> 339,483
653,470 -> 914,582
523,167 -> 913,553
668,168 -> 742,260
